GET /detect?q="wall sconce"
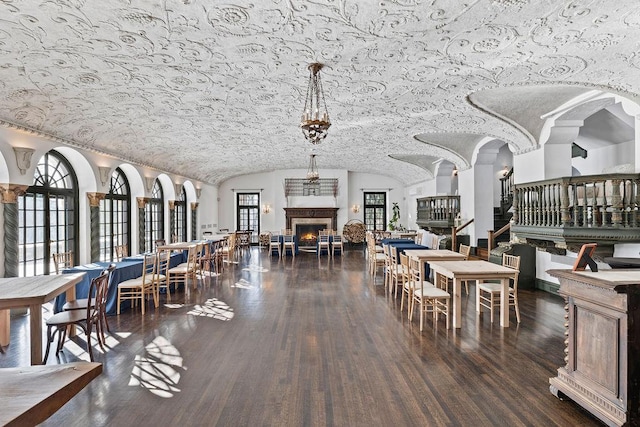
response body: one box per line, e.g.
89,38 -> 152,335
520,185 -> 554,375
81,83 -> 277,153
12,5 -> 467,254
352,204 -> 360,213
452,167 -> 458,177
501,166 -> 510,177
262,204 -> 271,214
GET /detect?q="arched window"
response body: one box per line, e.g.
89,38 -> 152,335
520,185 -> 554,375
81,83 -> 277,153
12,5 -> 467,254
174,187 -> 187,242
100,168 -> 130,261
18,150 -> 78,276
145,179 -> 164,250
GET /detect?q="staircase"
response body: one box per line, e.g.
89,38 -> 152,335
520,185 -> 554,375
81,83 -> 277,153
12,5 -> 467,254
476,207 -> 512,259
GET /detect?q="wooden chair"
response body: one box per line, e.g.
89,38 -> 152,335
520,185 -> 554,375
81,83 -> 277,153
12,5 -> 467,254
154,239 -> 166,251
198,242 -> 217,277
63,264 -> 116,345
115,244 -> 128,261
217,234 -> 236,267
409,257 -> 450,330
317,233 -> 330,257
476,254 -> 521,323
399,253 -> 412,313
117,254 -> 158,315
52,251 -> 73,274
456,244 -> 472,294
438,244 -> 471,294
382,244 -> 393,293
155,249 -> 171,299
390,246 -> 408,298
44,270 -> 109,362
282,234 -> 295,257
331,234 -> 343,257
236,231 -> 251,254
367,234 -> 385,277
269,233 -> 281,258
167,246 -> 199,291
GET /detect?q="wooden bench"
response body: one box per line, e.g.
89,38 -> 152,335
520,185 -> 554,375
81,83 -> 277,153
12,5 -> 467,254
0,362 -> 102,426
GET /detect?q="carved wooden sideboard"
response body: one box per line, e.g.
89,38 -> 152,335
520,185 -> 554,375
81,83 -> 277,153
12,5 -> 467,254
547,269 -> 640,426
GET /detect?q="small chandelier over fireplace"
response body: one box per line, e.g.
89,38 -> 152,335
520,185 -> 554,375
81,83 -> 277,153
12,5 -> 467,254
300,63 -> 331,145
307,154 -> 319,182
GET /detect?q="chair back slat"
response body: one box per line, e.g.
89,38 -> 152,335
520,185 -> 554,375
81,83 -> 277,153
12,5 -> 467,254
52,251 -> 74,274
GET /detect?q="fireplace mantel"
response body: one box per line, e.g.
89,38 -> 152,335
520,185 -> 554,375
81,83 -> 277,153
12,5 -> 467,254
284,208 -> 338,231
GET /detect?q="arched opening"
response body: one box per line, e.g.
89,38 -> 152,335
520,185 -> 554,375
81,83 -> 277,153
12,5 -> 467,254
18,150 -> 78,276
100,167 -> 131,261
174,186 -> 187,242
145,179 -> 165,251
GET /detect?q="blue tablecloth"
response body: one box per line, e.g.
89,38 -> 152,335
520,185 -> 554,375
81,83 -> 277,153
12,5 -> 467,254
380,238 -> 415,245
271,235 -> 298,256
58,253 -> 184,315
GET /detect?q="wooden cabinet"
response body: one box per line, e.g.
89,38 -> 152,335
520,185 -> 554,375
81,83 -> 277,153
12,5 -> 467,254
547,269 -> 640,427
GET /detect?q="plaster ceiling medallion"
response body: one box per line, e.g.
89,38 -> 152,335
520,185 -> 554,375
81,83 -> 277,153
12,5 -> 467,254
0,1 -> 638,185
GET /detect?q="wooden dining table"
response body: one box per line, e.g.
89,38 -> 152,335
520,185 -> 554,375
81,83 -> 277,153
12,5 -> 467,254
428,260 -> 518,329
1,361 -> 102,425
157,241 -> 199,251
0,273 -> 85,365
403,249 -> 467,278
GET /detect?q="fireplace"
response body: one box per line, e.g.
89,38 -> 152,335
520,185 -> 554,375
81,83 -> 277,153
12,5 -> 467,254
297,224 -> 326,247
284,208 -> 338,249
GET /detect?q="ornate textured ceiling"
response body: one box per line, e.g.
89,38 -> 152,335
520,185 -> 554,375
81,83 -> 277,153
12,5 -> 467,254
0,1 -> 638,186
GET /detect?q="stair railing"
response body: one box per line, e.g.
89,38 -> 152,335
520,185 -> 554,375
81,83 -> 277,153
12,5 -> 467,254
487,221 -> 511,260
451,218 -> 474,252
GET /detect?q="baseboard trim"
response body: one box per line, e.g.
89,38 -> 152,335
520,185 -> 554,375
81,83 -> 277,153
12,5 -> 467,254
536,278 -> 560,295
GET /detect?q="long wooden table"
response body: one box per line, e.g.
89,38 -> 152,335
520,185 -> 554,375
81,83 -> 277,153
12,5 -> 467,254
403,249 -> 467,281
428,260 -> 517,329
0,273 -> 85,365
0,361 -> 102,426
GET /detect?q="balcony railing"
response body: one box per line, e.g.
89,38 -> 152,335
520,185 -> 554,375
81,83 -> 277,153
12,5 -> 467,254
416,195 -> 460,233
511,173 -> 640,253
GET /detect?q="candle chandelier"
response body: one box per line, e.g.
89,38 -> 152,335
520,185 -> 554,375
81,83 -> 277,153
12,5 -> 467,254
300,63 -> 331,145
306,154 -> 319,182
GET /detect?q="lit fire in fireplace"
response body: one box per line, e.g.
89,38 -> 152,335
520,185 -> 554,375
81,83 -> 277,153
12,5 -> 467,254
300,232 -> 318,246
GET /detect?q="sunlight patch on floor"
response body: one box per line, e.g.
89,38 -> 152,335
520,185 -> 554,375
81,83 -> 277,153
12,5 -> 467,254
187,298 -> 234,320
164,303 -> 185,309
129,335 -> 184,398
201,271 -> 221,277
231,278 -> 254,289
242,264 -> 269,273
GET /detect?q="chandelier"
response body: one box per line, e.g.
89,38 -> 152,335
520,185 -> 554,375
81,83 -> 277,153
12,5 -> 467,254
306,154 -> 319,182
301,63 -> 331,145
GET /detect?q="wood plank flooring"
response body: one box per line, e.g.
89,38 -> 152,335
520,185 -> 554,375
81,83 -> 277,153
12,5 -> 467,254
0,248 -> 602,426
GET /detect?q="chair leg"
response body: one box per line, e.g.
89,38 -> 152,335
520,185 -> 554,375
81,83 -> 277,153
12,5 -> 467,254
86,322 -> 94,362
43,325 -> 55,363
476,285 -> 481,313
513,293 -> 521,323
117,288 -> 121,315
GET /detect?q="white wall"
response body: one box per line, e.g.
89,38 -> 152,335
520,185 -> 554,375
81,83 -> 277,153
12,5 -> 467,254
572,140 -> 634,175
218,170 -> 403,234
404,179 -> 437,230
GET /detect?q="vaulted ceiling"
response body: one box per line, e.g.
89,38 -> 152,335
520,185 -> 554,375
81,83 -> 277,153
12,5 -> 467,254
0,1 -> 638,186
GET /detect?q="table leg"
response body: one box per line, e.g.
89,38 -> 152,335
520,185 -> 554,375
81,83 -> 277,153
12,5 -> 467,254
453,277 -> 462,329
0,309 -> 9,346
29,304 -> 43,365
500,278 -> 509,328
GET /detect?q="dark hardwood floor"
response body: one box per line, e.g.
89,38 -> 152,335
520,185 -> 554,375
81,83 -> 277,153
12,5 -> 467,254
1,248 -> 602,426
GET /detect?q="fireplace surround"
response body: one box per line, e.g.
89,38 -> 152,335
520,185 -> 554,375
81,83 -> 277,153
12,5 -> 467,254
284,208 -> 338,248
